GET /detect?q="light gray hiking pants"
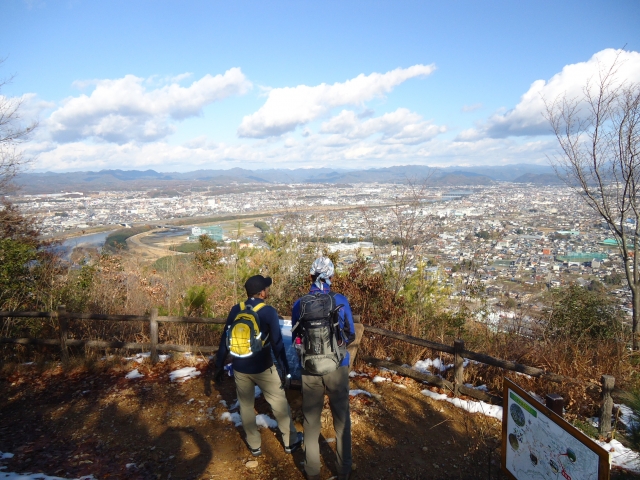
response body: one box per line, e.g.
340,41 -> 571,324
302,365 -> 352,477
234,367 -> 298,450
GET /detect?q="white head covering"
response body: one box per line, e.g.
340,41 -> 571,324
310,256 -> 334,290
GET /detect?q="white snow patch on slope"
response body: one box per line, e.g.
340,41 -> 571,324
220,411 -> 277,429
349,389 -> 372,397
169,367 -> 201,383
125,369 -> 144,379
596,438 -> 640,473
372,376 -> 390,384
420,389 -> 503,420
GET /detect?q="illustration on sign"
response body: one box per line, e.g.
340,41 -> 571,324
502,378 -> 609,480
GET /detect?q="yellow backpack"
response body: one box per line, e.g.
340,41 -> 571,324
226,301 -> 268,357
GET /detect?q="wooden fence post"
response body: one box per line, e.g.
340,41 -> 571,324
599,375 -> 615,436
545,394 -> 564,417
454,339 -> 465,395
57,305 -> 69,363
150,308 -> 159,364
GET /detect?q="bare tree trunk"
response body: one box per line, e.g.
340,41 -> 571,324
634,287 -> 640,350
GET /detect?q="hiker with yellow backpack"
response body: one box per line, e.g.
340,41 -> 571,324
214,275 -> 302,457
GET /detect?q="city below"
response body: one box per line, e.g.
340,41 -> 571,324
8,178 -> 632,319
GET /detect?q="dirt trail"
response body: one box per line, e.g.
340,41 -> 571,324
0,359 -> 631,479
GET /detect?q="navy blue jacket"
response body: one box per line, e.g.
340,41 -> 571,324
291,284 -> 355,369
215,297 -> 289,375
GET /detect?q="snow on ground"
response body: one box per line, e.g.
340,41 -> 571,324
168,367 -> 201,383
418,386 -> 640,473
372,376 -> 390,384
220,411 -> 242,426
0,453 -> 14,460
420,389 -> 503,420
596,439 -> 640,473
219,411 -> 277,429
124,352 -> 170,363
413,358 -> 449,373
349,389 -> 372,397
617,404 -> 639,431
125,369 -> 144,380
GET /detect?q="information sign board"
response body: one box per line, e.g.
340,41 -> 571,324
502,378 -> 609,480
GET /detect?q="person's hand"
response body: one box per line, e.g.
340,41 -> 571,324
214,367 -> 225,385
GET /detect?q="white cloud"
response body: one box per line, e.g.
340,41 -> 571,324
48,68 -> 251,144
320,108 -> 446,145
459,49 -> 640,141
237,64 -> 436,138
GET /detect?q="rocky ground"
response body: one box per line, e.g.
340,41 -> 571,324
0,357 -> 634,479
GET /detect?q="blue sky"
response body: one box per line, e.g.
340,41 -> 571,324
2,0 -> 640,172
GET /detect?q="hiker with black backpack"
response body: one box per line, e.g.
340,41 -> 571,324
214,274 -> 302,457
292,257 -> 355,480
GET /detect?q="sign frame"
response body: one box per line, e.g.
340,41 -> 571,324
501,377 -> 610,480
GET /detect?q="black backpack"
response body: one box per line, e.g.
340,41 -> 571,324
293,292 -> 346,375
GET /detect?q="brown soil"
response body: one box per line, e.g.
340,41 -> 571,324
0,359 -> 633,480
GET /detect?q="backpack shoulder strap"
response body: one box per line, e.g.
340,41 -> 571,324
239,301 -> 246,310
252,302 -> 266,312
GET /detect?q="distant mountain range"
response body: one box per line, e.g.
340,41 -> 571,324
13,164 -> 562,194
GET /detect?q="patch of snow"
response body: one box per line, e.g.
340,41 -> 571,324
464,383 -> 488,392
218,400 -> 227,408
414,358 -> 446,373
349,389 -> 372,397
255,414 -> 278,429
616,404 -> 639,431
0,452 -> 14,460
596,438 -> 640,473
420,389 -> 503,421
372,376 -> 390,384
219,411 -> 277,429
220,411 -> 242,426
186,398 -> 194,404
393,383 -> 407,389
255,386 -> 262,398
229,400 -> 240,411
325,438 -> 336,443
125,369 -> 144,380
125,463 -> 136,469
169,367 -> 201,383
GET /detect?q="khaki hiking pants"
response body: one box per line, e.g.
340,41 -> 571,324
234,367 -> 298,450
302,366 -> 352,477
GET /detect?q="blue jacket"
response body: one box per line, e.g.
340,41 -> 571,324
291,284 -> 355,369
215,297 -> 289,375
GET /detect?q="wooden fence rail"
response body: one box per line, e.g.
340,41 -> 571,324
0,307 -> 618,436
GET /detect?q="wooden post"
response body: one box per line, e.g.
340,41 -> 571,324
454,339 -> 465,395
57,305 -> 69,363
599,375 -> 615,436
150,308 -> 159,364
545,394 -> 564,417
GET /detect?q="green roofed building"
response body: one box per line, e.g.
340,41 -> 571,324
555,252 -> 607,263
189,225 -> 223,242
599,238 -> 634,247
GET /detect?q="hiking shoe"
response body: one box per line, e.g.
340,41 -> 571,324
249,446 -> 262,457
285,432 -> 303,454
